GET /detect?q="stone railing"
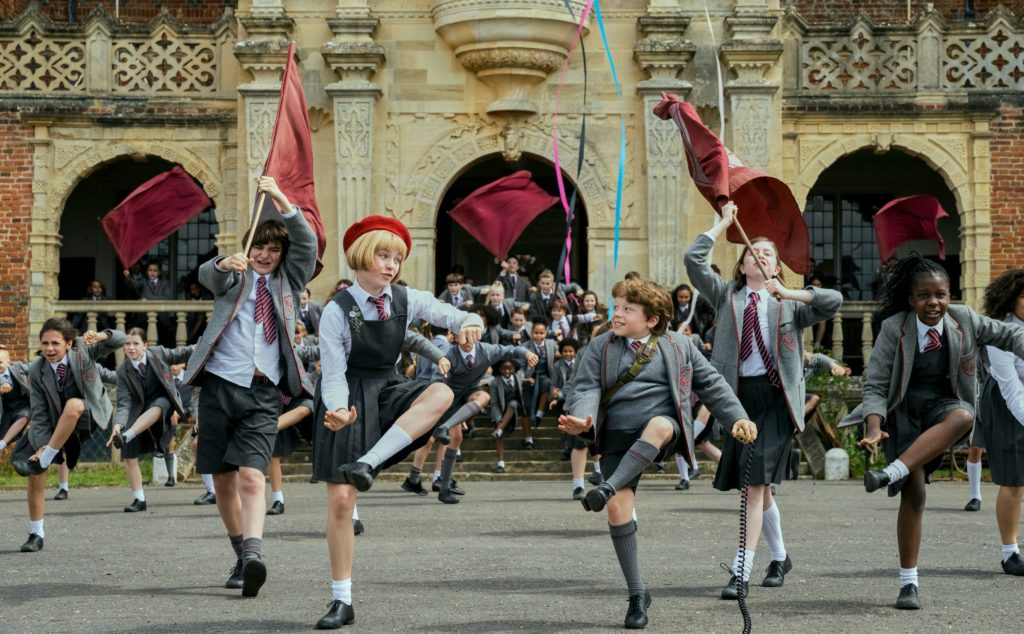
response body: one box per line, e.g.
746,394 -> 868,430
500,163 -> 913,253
54,300 -> 213,365
783,6 -> 1023,96
0,3 -> 236,96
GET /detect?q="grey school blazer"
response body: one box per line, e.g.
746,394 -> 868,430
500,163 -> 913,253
28,330 -> 126,448
566,330 -> 747,467
183,211 -> 317,398
114,346 -> 194,430
840,306 -> 1024,428
685,233 -> 843,432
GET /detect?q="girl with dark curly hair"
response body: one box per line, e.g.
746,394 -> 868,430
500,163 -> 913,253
845,253 -> 1024,609
974,268 -> 1024,577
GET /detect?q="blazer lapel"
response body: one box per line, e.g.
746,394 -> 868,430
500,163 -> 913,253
899,313 -> 917,397
732,290 -> 745,352
41,362 -> 61,414
604,337 -> 623,388
944,312 -> 963,381
767,294 -> 781,361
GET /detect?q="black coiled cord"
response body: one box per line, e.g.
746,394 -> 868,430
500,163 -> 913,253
736,440 -> 755,634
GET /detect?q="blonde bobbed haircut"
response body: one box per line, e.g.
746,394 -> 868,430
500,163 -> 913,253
345,229 -> 409,273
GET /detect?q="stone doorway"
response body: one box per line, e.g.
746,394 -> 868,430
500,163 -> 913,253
58,156 -> 218,303
434,154 -> 588,293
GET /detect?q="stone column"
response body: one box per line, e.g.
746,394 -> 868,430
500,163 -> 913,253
233,2 -> 293,243
721,7 -> 782,175
323,3 -> 385,278
634,11 -> 695,286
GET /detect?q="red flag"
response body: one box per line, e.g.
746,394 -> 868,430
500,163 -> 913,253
873,195 -> 949,261
654,93 -> 811,275
448,171 -> 560,261
101,166 -> 212,269
260,41 -> 327,278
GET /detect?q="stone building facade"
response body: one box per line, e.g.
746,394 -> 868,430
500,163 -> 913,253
0,0 -> 1021,363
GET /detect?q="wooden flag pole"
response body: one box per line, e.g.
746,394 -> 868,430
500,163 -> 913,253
242,191 -> 267,258
730,214 -> 775,283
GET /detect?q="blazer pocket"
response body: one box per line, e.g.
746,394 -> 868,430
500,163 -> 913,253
959,354 -> 977,377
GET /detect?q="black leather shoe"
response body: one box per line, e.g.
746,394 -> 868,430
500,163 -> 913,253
267,500 -> 285,516
225,559 -> 244,589
438,487 -> 460,504
352,519 -> 364,536
572,486 -> 584,500
20,533 -> 44,553
241,553 -> 267,597
53,488 -> 68,501
720,576 -> 749,600
14,457 -> 47,477
112,427 -> 125,450
587,470 -> 604,486
561,451 -> 571,461
194,491 -> 216,505
522,439 -> 534,449
494,465 -> 505,474
762,555 -> 792,587
401,477 -> 428,496
1002,552 -> 1024,576
895,583 -> 920,610
431,478 -> 464,495
582,482 -> 615,512
316,600 -> 355,629
964,498 -> 981,512
675,479 -> 690,491
624,590 -> 651,629
165,475 -> 175,487
864,470 -> 890,493
432,426 -> 451,445
337,462 -> 375,492
124,498 -> 147,513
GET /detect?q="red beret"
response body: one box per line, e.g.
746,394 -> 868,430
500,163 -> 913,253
342,215 -> 412,255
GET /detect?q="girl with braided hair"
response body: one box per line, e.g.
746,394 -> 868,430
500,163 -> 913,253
844,253 -> 1024,609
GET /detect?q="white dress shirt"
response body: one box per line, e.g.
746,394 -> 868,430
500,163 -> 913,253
205,271 -> 282,387
916,315 -> 945,353
738,287 -> 773,378
319,280 -> 484,412
987,315 -> 1024,428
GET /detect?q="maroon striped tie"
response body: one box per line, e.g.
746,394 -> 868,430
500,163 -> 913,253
466,354 -> 475,368
137,362 -> 146,380
923,328 -> 941,353
254,276 -> 277,344
368,295 -> 389,320
740,293 -> 781,389
626,339 -> 642,361
55,363 -> 66,392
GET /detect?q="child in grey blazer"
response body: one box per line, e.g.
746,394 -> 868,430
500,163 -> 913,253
11,317 -> 124,553
685,202 -> 842,598
560,277 -> 754,629
843,254 -> 1024,609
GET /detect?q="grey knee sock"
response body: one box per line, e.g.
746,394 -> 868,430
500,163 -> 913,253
229,534 -> 243,559
242,537 -> 263,558
440,447 -> 459,487
408,465 -> 422,483
440,402 -> 482,431
609,521 -> 644,595
164,453 -> 175,478
605,439 -> 660,493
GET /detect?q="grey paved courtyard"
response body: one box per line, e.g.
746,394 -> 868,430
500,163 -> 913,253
0,478 -> 1020,633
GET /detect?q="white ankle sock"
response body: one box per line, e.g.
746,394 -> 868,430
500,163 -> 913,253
493,429 -> 503,438
899,567 -> 918,588
732,548 -> 756,581
331,578 -> 352,603
351,504 -> 360,521
433,469 -> 442,481
29,519 -> 44,538
497,460 -> 505,468
572,477 -> 584,490
39,445 -> 59,468
967,460 -> 982,500
0,439 -> 7,450
59,481 -> 69,492
525,436 -> 534,443
122,429 -> 136,443
593,462 -> 602,475
676,456 -> 689,481
201,473 -> 215,493
133,489 -> 145,502
358,426 -> 413,469
761,502 -> 787,561
1002,544 -> 1020,562
272,491 -> 284,504
883,459 -> 910,483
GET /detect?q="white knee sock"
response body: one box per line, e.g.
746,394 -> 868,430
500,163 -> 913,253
122,429 -> 136,443
676,456 -> 689,481
694,420 -> 706,438
201,473 -> 215,493
29,519 -> 44,538
732,548 -> 756,581
593,462 -> 602,475
572,477 -> 584,490
1002,543 -> 1020,562
331,578 -> 352,603
883,459 -> 910,483
899,567 -> 918,588
967,460 -> 982,500
761,502 -> 787,561
358,426 -> 413,469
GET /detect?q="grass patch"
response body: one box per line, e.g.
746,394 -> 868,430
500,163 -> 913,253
0,452 -> 152,488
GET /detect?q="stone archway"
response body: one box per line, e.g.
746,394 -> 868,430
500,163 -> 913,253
784,117 -> 992,303
398,119 -> 615,291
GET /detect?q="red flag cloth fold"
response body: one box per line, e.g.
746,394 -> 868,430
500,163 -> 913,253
873,195 -> 949,261
101,166 -> 212,269
654,93 -> 811,275
448,171 -> 560,261
261,41 -> 327,278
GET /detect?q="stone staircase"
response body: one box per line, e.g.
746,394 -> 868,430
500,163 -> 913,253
279,416 -> 728,483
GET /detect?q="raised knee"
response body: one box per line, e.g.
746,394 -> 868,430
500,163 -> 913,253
64,398 -> 85,417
